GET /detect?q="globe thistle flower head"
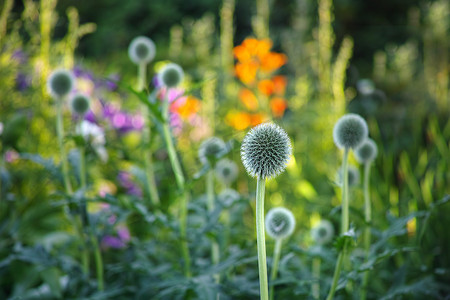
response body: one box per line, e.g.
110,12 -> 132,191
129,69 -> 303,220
336,165 -> 360,187
128,36 -> 156,65
70,93 -> 90,116
311,220 -> 335,245
218,188 -> 240,207
47,69 -> 74,98
158,63 -> 184,88
355,138 -> 378,164
333,114 -> 368,150
265,207 -> 296,240
241,123 -> 291,179
198,137 -> 227,166
215,159 -> 238,185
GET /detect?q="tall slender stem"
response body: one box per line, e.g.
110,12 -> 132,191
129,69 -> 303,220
312,256 -> 321,300
361,162 -> 372,300
78,146 -> 90,274
326,148 -> 349,300
90,231 -> 104,291
56,99 -> 72,194
207,171 -> 220,298
138,62 -> 147,91
161,90 -> 190,277
256,176 -> 269,300
269,238 -> 282,300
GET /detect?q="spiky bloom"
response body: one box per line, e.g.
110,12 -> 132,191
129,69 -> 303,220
355,138 -> 378,164
47,69 -> 74,98
215,158 -> 238,185
333,114 -> 368,150
336,165 -> 360,187
70,93 -> 90,116
311,220 -> 335,246
198,137 -> 227,166
128,36 -> 156,65
265,207 -> 296,240
241,123 -> 291,179
158,63 -> 184,88
218,188 -> 240,207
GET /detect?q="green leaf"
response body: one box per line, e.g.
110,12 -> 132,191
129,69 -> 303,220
120,83 -> 164,123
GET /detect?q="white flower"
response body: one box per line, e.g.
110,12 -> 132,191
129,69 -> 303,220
77,120 -> 108,162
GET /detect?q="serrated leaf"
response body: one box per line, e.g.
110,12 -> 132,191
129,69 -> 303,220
20,153 -> 62,182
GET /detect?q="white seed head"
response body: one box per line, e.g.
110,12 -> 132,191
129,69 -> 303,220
215,159 -> 238,185
128,36 -> 156,65
336,165 -> 360,187
218,188 -> 240,207
311,220 -> 335,245
265,207 -> 296,240
70,93 -> 90,116
333,114 -> 368,150
241,123 -> 291,179
47,69 -> 74,98
198,137 -> 227,166
355,138 -> 378,164
158,63 -> 184,88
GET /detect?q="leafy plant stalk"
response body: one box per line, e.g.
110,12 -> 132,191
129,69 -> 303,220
269,238 -> 282,300
312,256 -> 321,299
326,148 -> 349,300
256,176 -> 269,300
78,146 -> 90,274
361,161 -> 372,300
162,91 -> 191,277
207,170 -> 220,297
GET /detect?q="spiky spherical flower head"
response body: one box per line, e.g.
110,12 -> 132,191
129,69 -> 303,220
333,114 -> 368,150
355,138 -> 378,164
336,165 -> 360,187
215,158 -> 238,185
128,36 -> 156,65
198,137 -> 227,166
158,63 -> 184,88
47,69 -> 74,98
241,123 -> 291,179
218,188 -> 240,207
265,207 -> 296,240
70,93 -> 90,116
311,220 -> 335,245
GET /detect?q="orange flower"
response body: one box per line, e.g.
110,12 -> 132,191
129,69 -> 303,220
174,96 -> 201,120
270,97 -> 288,118
257,79 -> 275,96
239,89 -> 259,111
272,75 -> 287,95
233,38 -> 272,63
225,111 -> 251,130
250,113 -> 268,126
235,62 -> 259,85
260,53 -> 287,73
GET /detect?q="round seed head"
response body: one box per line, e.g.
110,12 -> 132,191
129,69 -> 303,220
241,123 -> 291,179
218,188 -> 240,207
333,114 -> 368,149
355,138 -> 378,164
311,220 -> 335,245
198,137 -> 227,166
70,93 -> 90,116
128,36 -> 156,65
215,159 -> 238,185
265,207 -> 296,240
336,165 -> 360,187
158,63 -> 184,88
47,69 -> 74,98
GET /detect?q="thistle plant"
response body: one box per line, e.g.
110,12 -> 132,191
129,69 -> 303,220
265,207 -> 295,300
215,158 -> 238,187
355,138 -> 378,300
128,36 -> 160,206
327,113 -> 368,300
158,63 -> 191,276
311,220 -> 335,300
241,123 -> 292,300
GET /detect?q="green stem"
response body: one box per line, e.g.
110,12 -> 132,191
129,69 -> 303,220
326,148 -> 349,300
312,257 -> 321,300
361,162 -> 372,300
138,62 -> 147,91
161,90 -> 190,277
78,146 -> 90,275
56,99 -> 72,194
90,231 -> 104,291
207,171 -> 220,268
256,176 -> 269,300
269,238 -> 282,300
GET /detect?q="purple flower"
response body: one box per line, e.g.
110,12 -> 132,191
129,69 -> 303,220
152,75 -> 161,89
15,73 -> 31,91
117,226 -> 130,243
101,235 -> 125,249
84,110 -> 97,124
12,50 -> 27,64
117,171 -> 142,197
105,74 -> 120,91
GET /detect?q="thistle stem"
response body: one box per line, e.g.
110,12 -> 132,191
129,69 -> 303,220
56,99 -> 72,194
256,176 -> 269,300
207,171 -> 220,281
312,257 -> 321,300
269,238 -> 282,300
138,62 -> 147,91
78,145 -> 90,275
326,148 -> 349,300
361,162 -> 372,300
90,230 -> 104,291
